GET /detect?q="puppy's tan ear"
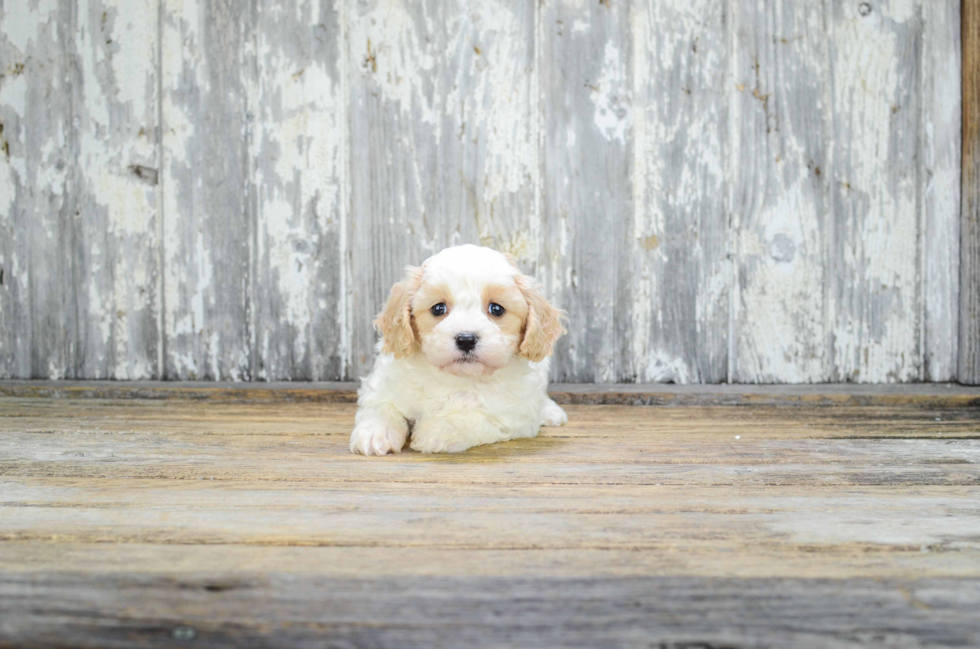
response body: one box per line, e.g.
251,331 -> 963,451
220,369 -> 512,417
516,275 -> 566,362
374,266 -> 423,358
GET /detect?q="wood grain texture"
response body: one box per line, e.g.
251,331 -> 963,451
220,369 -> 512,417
73,0 -> 162,379
831,0 -> 923,382
161,0 -> 251,380
251,0 -> 346,380
631,0 -> 729,383
347,0 -> 538,378
541,0 -> 631,383
963,0 -> 980,384
0,0 -> 968,384
3,574 -> 977,649
0,1 -> 74,379
0,395 -> 979,646
732,0 -> 832,383
922,0 -> 961,381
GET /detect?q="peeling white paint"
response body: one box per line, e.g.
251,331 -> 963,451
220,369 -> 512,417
338,0 -> 353,379
1,0 -> 965,384
736,184 -> 827,383
35,139 -> 68,199
833,4 -> 920,382
920,0 -> 961,381
643,349 -> 694,384
349,0 -> 440,132
629,0 -> 728,383
590,41 -> 630,144
0,68 -> 28,125
0,0 -> 58,54
260,197 -> 314,362
461,2 -> 535,207
877,0 -> 917,24
73,0 -> 159,379
0,152 -> 15,218
254,1 -> 345,378
726,1 -> 836,383
46,360 -> 64,381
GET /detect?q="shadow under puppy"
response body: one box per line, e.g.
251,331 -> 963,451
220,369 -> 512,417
350,245 -> 568,455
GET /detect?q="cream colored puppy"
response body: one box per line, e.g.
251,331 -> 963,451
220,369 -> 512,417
350,245 -> 568,455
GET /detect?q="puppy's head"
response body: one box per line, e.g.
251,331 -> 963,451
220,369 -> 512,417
375,245 -> 565,377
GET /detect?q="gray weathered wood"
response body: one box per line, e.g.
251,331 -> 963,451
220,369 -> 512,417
0,0 -> 969,384
922,0 -> 961,381
251,0 -> 345,380
541,0 -> 632,383
3,574 -> 979,649
0,1 -> 75,379
831,0 -> 923,382
347,0 -> 538,378
73,0 -> 162,379
732,0 -> 833,383
1,394 -> 979,646
962,0 -> 980,384
161,0 -> 251,380
631,0 -> 729,383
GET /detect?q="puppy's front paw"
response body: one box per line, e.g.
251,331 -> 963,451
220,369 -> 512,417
350,420 -> 407,456
541,399 -> 568,427
410,418 -> 475,454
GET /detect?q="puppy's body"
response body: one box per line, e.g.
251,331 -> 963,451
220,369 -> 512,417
353,348 -> 567,454
350,245 -> 567,455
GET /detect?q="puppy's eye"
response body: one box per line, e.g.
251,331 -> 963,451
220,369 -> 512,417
430,303 -> 448,316
488,302 -> 505,317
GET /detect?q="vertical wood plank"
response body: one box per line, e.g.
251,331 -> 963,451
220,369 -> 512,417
347,0 -> 538,378
161,0 -> 252,380
0,4 -> 34,378
540,0 -> 632,383
631,0 -> 729,383
251,0 -> 345,380
921,0 -> 961,381
830,0 -> 922,382
962,0 -> 980,384
73,0 -> 161,379
0,1 -> 74,379
731,0 -> 833,383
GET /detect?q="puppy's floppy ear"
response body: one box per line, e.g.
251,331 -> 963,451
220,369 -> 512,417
516,274 -> 566,362
375,266 -> 423,358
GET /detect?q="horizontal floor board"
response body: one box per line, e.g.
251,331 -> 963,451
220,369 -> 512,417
2,483 -> 978,555
2,392 -> 979,647
2,403 -> 977,489
3,574 -> 979,649
1,541 -> 976,580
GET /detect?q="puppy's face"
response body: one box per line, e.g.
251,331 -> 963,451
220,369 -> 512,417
374,245 -> 565,377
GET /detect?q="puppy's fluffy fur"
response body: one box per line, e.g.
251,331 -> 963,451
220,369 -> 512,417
350,245 -> 568,455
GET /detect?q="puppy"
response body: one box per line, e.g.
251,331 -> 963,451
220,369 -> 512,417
350,245 -> 568,455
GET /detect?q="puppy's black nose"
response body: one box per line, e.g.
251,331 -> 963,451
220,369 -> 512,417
455,333 -> 478,352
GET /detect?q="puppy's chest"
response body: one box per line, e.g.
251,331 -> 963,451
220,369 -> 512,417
416,385 -> 492,410
405,382 -> 538,420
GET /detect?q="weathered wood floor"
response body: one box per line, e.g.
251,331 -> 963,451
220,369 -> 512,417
2,385 -> 980,648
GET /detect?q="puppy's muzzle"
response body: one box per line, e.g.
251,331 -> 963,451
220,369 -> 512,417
455,333 -> 478,353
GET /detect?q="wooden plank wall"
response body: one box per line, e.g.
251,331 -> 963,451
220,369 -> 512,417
0,0 -> 965,384
963,0 -> 980,384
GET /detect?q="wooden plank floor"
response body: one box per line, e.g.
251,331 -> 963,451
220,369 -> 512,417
2,386 -> 980,648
